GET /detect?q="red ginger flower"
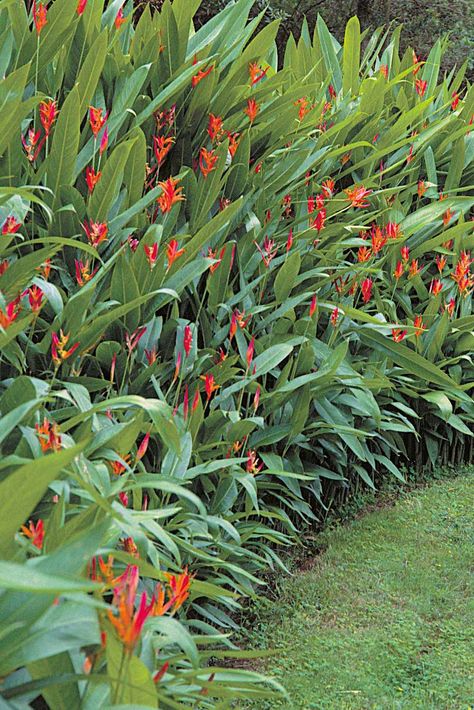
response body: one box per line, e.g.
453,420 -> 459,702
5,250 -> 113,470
0,260 -> 8,276
408,259 -> 421,278
114,6 -> 126,29
371,226 -> 387,254
39,100 -> 58,136
125,326 -> 147,355
436,255 -> 447,273
357,245 -> 371,262
345,185 -> 372,208
75,259 -> 97,287
191,65 -> 213,87
33,1 -> 47,35
144,242 -> 159,269
207,246 -> 225,273
246,336 -> 255,367
361,278 -> 373,303
393,261 -> 404,280
446,297 -> 456,317
400,245 -> 410,263
199,147 -> 218,178
89,106 -> 107,138
415,79 -> 427,97
83,220 -> 108,248
227,131 -> 240,158
27,285 -> 44,312
157,177 -> 184,213
295,97 -> 311,121
183,325 -> 193,356
255,236 -> 277,267
0,299 -> 20,329
246,450 -> 263,475
392,328 -> 407,342
85,166 -> 101,194
443,208 -> 454,226
429,278 -> 443,296
418,180 -> 427,198
21,519 -> 44,549
2,216 -> 22,235
321,179 -> 335,198
35,417 -> 61,453
153,135 -> 174,165
166,239 -> 185,269
451,91 -> 460,111
249,62 -> 268,85
163,567 -> 193,612
108,567 -> 154,651
245,98 -> 259,124
100,126 -> 108,154
309,294 -> 317,317
51,330 -> 79,366
330,307 -> 339,326
201,373 -> 220,400
386,222 -> 401,240
311,209 -> 326,233
413,315 -> 426,337
208,114 -> 224,142
77,0 -> 87,14
22,128 -> 41,162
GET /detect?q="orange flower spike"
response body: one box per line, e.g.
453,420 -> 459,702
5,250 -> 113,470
417,180 -> 427,198
82,220 -> 108,247
345,185 -> 372,208
111,454 -> 131,476
164,567 -> 194,612
229,311 -> 238,342
199,147 -> 218,178
393,261 -> 404,280
108,587 -> 154,652
392,328 -> 407,342
248,62 -> 268,86
152,583 -> 174,617
412,50 -> 423,75
21,519 -> 44,549
321,179 -> 335,199
246,336 -> 255,367
246,450 -> 263,475
75,259 -> 97,287
436,254 -> 447,273
371,226 -> 387,254
35,417 -> 62,453
33,1 -> 47,35
166,239 -> 185,270
157,177 -> 184,214
2,215 -> 22,235
227,131 -> 240,158
153,135 -> 174,165
380,64 -> 389,79
0,299 -> 21,330
330,307 -> 339,327
295,97 -> 310,121
415,79 -> 427,98
451,91 -> 460,111
442,208 -> 454,227
358,246 -> 372,263
85,166 -> 101,194
408,259 -> 421,278
244,98 -> 259,124
191,65 -> 213,88
207,114 -> 224,142
77,0 -> 88,15
429,278 -> 443,296
144,242 -> 159,269
27,285 -> 44,313
309,294 -> 317,318
400,245 -> 410,263
89,106 -> 107,138
413,315 -> 426,337
39,100 -> 58,136
51,330 -> 79,366
114,6 -> 126,29
201,373 -> 220,401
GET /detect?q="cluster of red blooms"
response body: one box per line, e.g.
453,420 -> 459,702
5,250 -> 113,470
22,99 -> 58,163
36,417 -> 62,453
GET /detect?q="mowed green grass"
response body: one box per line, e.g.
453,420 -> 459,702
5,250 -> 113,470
242,474 -> 474,709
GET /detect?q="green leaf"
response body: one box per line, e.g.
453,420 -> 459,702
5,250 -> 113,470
342,16 -> 360,96
47,87 -> 81,210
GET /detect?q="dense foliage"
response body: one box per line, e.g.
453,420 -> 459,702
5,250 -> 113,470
0,0 -> 473,706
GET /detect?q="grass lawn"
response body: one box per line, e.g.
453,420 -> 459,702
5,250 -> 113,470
241,474 -> 474,709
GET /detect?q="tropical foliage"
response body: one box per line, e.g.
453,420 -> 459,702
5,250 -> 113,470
0,0 -> 472,706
